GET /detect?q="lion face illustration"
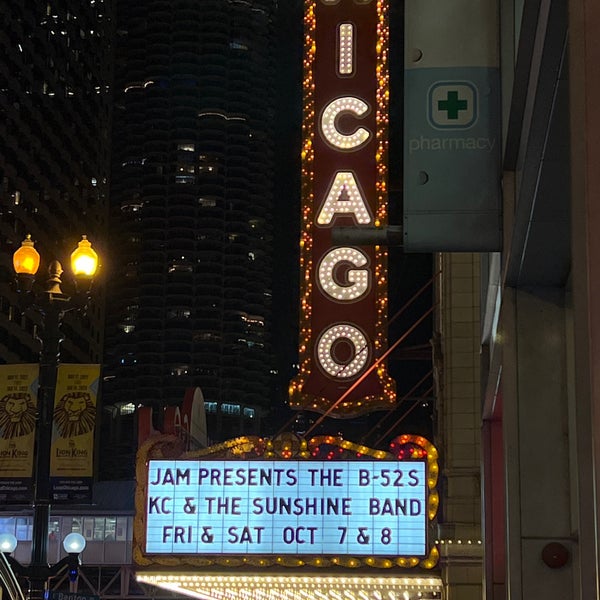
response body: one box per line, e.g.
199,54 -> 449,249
53,392 -> 96,438
0,393 -> 36,438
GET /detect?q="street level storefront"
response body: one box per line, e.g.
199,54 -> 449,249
133,434 -> 443,600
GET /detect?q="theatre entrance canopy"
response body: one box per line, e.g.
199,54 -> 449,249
134,433 -> 442,600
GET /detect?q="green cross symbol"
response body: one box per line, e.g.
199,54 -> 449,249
438,90 -> 468,119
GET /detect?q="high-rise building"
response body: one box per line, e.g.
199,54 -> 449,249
102,0 -> 277,476
0,1 -> 112,365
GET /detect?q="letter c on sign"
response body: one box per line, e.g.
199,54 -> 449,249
320,97 -> 371,151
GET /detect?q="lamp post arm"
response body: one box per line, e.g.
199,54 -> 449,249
0,553 -> 26,600
3,554 -> 27,577
45,555 -> 72,579
31,297 -> 67,573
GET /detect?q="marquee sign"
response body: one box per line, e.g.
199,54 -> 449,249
146,460 -> 426,556
289,0 -> 396,417
134,434 -> 439,570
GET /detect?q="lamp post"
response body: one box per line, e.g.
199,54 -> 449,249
3,234 -> 99,600
0,531 -> 87,598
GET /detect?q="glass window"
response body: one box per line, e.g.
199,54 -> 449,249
83,517 -> 94,540
16,517 -> 31,540
49,519 -> 60,541
119,403 -> 136,415
0,517 -> 15,537
170,365 -> 190,376
175,175 -> 195,184
116,517 -> 129,541
69,517 -> 82,535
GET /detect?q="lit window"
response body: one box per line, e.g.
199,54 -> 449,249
198,154 -> 219,174
167,308 -> 191,319
178,143 -> 195,152
199,197 -> 217,207
221,403 -> 241,416
171,365 -> 189,376
243,408 -> 255,419
119,403 -> 136,415
121,200 -> 143,212
175,175 -> 195,184
168,262 -> 193,273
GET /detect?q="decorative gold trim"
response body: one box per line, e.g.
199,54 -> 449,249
134,434 -> 439,570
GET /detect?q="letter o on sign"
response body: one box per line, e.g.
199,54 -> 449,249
316,323 -> 369,378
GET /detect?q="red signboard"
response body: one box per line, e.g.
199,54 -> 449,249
290,0 -> 396,417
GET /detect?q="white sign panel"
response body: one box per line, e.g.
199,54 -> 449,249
145,460 -> 427,556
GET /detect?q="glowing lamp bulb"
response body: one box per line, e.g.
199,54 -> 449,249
70,235 -> 98,277
13,235 -> 40,275
0,533 -> 17,553
63,532 -> 86,554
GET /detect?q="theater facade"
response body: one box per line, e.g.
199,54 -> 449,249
133,433 -> 442,600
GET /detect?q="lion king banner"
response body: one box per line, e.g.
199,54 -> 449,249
50,364 -> 100,503
0,364 -> 39,503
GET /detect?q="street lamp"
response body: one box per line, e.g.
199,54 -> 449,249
0,532 -> 87,595
4,235 -> 99,599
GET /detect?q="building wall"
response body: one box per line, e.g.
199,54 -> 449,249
478,0 -> 600,597
434,253 -> 483,599
566,0 -> 600,594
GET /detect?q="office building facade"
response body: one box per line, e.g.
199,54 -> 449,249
102,0 -> 277,476
0,1 -> 112,366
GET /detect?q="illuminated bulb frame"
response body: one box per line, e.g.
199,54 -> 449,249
317,247 -> 370,302
135,574 -> 444,600
317,171 -> 372,225
320,98 -> 370,150
290,0 -> 394,417
316,323 -> 369,378
338,23 -> 355,76
134,433 -> 439,570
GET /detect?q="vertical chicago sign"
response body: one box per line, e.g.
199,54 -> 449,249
290,0 -> 396,417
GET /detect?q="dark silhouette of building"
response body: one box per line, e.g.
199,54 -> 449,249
0,1 -> 112,365
101,0 -> 278,477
